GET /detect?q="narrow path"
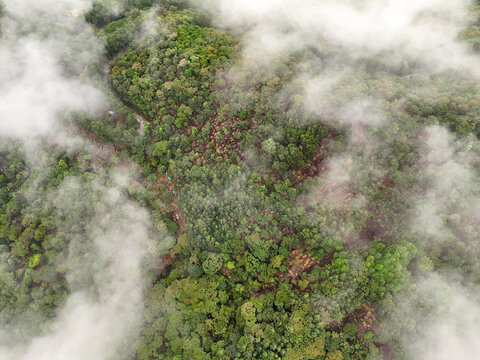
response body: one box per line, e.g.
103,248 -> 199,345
102,61 -> 146,136
135,115 -> 145,136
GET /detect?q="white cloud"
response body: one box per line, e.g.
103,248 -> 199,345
0,1 -> 167,359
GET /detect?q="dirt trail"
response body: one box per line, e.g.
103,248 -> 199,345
103,62 -> 146,136
135,115 -> 145,136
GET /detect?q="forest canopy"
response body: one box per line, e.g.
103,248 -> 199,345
2,1 -> 480,360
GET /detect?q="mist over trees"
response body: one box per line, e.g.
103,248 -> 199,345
2,1 -> 480,359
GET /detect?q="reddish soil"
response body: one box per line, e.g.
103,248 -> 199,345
288,249 -> 319,279
191,114 -> 247,164
152,173 -> 186,235
355,303 -> 376,333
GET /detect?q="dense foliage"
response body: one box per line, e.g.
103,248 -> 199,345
3,2 -> 480,360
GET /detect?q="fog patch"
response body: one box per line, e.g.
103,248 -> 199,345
0,0 -> 105,139
412,126 -> 480,244
0,1 -> 167,359
205,1 -> 480,358
379,273 -> 480,360
208,0 -> 476,72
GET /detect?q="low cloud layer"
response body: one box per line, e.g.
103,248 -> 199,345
379,273 -> 480,360
206,0 -> 480,130
0,1 -> 165,359
412,126 -> 480,243
206,0 -> 480,358
210,0 -> 475,71
0,0 -> 105,139
0,39 -> 103,138
2,0 -> 480,358
0,173 -> 159,360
